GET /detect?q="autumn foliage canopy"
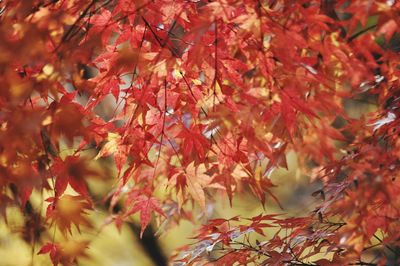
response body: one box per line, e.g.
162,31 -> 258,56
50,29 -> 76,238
1,0 -> 400,265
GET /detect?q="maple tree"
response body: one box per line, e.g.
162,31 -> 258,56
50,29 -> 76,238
1,0 -> 400,265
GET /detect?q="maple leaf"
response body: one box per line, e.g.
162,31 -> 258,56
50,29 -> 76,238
50,102 -> 88,144
46,195 -> 93,235
175,125 -> 210,160
95,132 -> 120,159
94,131 -> 130,175
52,155 -> 97,197
39,240 -> 89,266
183,162 -> 213,211
124,191 -> 166,238
213,169 -> 235,206
38,243 -> 60,266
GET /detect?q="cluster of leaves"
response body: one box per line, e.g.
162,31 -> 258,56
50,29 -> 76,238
0,0 -> 400,265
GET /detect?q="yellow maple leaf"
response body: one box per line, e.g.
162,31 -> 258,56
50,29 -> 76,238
95,132 -> 120,160
185,162 -> 212,211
